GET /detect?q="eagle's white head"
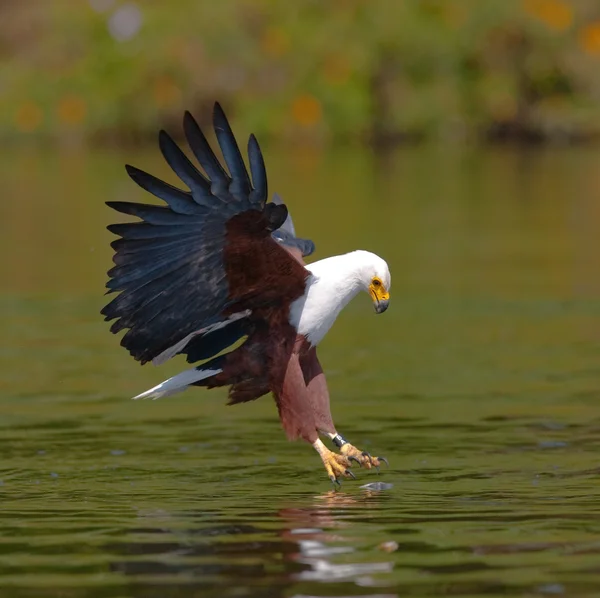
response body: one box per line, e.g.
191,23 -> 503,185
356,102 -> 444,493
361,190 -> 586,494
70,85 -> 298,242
348,250 -> 391,314
290,250 -> 391,346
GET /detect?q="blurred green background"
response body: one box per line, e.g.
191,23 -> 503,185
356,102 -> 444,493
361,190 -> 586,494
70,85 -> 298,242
4,0 -> 600,145
3,2 -> 600,596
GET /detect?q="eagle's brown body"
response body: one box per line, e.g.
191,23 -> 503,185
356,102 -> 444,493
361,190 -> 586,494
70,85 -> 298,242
201,231 -> 335,443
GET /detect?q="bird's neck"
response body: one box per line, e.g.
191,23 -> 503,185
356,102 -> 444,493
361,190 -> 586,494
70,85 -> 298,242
290,253 -> 366,346
309,253 -> 365,307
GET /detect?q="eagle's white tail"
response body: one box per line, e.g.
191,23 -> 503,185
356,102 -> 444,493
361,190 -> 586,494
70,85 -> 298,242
132,366 -> 222,400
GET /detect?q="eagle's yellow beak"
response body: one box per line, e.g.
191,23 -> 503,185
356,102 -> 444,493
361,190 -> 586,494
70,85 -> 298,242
369,282 -> 390,314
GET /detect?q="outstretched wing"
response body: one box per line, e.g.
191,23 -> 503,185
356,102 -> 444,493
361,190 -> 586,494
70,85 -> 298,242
102,103 -> 308,365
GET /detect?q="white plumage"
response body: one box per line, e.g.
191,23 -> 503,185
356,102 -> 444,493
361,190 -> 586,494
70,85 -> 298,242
132,366 -> 222,400
289,250 -> 391,346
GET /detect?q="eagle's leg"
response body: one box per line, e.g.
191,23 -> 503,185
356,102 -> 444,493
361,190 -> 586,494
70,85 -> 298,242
312,439 -> 355,485
330,433 -> 388,470
299,347 -> 388,478
274,353 -> 356,484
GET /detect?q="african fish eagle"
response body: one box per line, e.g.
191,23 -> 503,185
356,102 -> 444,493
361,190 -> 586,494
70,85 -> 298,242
102,103 -> 391,483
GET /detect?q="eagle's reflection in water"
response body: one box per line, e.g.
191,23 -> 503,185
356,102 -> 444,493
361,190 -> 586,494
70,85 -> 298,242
107,489 -> 397,598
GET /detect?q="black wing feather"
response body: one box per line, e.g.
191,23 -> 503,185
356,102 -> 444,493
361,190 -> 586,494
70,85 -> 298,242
110,235 -> 194,257
158,130 -> 212,198
184,318 -> 252,363
125,164 -> 204,215
106,201 -> 200,225
213,102 -> 252,201
247,135 -> 267,206
183,111 -> 231,200
106,244 -> 200,290
107,222 -> 196,240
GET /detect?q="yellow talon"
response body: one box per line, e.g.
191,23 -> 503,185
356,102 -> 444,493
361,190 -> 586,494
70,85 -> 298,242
313,439 -> 355,484
340,443 -> 387,470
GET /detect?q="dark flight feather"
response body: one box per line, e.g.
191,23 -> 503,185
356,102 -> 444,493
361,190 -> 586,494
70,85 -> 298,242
184,318 -> 252,363
213,102 -> 252,201
106,246 -> 199,290
182,110 -> 230,200
106,222 -> 195,240
110,235 -> 195,257
106,201 -> 200,225
125,165 -> 204,214
247,134 -> 267,206
158,130 -> 211,197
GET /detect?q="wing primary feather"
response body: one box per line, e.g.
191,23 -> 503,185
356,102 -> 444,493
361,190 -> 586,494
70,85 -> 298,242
184,318 -> 250,363
247,134 -> 267,206
106,248 -> 199,289
104,266 -> 200,334
103,246 -> 225,325
212,102 -> 252,200
107,222 -> 198,240
105,244 -> 223,305
125,164 -> 204,214
158,129 -> 212,195
106,201 -> 197,225
110,235 -> 193,256
182,111 -> 230,199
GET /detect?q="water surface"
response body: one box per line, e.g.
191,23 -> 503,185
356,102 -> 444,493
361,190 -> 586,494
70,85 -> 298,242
1,143 -> 600,597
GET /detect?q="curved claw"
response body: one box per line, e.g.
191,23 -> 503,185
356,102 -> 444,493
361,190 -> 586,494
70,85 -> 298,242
330,475 -> 341,487
345,469 -> 356,480
348,455 -> 362,467
378,456 -> 389,467
361,451 -> 372,460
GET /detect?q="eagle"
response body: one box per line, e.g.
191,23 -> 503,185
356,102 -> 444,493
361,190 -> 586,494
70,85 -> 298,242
102,103 -> 391,484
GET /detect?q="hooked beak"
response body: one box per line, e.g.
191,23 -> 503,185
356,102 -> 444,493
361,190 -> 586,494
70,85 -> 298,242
369,282 -> 390,314
374,298 -> 389,314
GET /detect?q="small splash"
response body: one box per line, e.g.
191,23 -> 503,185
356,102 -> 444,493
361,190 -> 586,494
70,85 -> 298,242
360,482 -> 393,491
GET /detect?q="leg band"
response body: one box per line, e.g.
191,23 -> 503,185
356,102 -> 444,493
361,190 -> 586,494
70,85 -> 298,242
332,433 -> 348,448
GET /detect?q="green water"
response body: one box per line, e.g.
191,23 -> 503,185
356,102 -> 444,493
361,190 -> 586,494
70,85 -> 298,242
1,143 -> 600,597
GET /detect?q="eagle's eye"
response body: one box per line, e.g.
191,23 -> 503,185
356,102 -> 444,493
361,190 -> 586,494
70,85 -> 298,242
372,278 -> 382,287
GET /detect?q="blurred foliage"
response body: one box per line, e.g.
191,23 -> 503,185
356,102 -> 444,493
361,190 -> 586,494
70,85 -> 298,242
2,0 -> 600,145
